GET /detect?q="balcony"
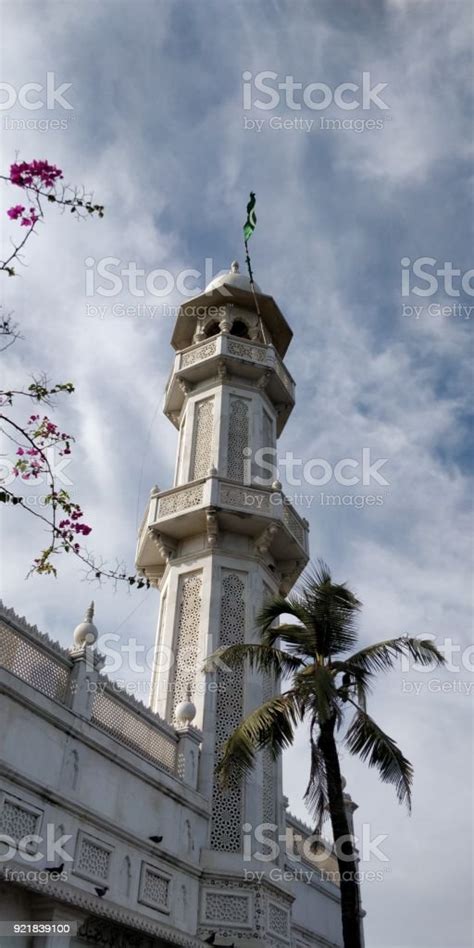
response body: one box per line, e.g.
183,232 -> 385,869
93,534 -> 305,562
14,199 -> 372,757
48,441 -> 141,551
164,334 -> 295,434
136,475 -> 309,591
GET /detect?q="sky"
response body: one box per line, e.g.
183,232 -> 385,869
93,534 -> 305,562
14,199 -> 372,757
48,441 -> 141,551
0,1 -> 473,946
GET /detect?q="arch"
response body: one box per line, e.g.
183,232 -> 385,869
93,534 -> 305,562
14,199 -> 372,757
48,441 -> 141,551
204,320 -> 220,338
230,319 -> 250,339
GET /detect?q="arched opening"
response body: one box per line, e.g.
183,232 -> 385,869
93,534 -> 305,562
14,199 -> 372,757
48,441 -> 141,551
204,321 -> 220,338
231,320 -> 250,339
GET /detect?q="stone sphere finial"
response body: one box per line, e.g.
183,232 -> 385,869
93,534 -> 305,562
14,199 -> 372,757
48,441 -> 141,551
230,260 -> 240,273
175,698 -> 197,724
73,601 -> 98,648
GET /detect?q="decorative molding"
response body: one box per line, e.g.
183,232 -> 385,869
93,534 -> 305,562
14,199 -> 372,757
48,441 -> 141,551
255,522 -> 279,556
206,508 -> 219,547
177,376 -> 192,396
257,369 -> 272,391
73,830 -> 113,885
0,868 -> 205,947
138,861 -> 171,913
149,529 -> 177,562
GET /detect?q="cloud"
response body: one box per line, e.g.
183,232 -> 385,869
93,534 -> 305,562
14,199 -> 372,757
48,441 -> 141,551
0,2 -> 472,945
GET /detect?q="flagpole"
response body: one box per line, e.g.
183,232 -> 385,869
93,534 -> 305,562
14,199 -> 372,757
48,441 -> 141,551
244,236 -> 261,319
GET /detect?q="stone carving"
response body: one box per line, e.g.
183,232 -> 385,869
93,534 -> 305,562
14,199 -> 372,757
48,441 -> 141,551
158,484 -> 204,517
206,508 -> 219,546
90,690 -> 177,773
171,574 -> 202,720
77,917 -> 145,948
76,835 -> 111,881
255,522 -> 279,556
204,890 -> 250,924
0,798 -> 39,845
0,620 -> 70,702
180,340 -> 217,367
210,572 -> 245,852
149,529 -> 176,562
227,397 -> 250,481
138,863 -> 170,910
268,900 -> 290,939
190,397 -> 214,480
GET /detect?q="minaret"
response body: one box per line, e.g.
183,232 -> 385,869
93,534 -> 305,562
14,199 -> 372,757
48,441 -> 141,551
136,261 -> 309,864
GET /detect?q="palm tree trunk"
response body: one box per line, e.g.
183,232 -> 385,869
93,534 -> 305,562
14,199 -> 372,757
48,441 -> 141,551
319,716 -> 363,948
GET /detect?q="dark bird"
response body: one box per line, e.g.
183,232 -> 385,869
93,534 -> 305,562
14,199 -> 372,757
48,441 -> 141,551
204,936 -> 216,945
43,862 -> 64,875
95,885 -> 108,898
149,835 -> 163,844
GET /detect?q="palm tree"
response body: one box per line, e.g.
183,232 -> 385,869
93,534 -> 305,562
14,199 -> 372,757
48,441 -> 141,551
206,562 -> 445,948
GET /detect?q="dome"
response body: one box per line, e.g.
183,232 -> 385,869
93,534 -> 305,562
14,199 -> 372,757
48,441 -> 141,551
73,602 -> 98,648
205,260 -> 261,295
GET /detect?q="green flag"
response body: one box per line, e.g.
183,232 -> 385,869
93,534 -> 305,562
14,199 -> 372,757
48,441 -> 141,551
243,191 -> 257,241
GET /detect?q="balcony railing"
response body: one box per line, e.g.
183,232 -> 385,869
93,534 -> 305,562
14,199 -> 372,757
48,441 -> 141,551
141,476 -> 309,556
168,334 -> 295,401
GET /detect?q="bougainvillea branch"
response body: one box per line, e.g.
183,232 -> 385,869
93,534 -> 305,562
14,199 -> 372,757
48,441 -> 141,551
1,159 -> 104,276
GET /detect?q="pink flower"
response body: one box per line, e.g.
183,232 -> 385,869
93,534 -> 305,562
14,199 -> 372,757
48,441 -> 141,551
10,160 -> 63,190
7,205 -> 25,220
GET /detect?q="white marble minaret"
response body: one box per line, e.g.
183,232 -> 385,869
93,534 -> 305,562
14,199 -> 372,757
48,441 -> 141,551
136,261 -> 309,870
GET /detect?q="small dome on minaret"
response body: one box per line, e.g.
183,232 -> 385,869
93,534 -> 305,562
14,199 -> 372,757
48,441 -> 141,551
205,260 -> 261,294
73,602 -> 98,647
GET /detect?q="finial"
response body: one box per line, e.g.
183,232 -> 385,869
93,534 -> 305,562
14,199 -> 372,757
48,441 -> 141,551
175,692 -> 197,725
73,601 -> 98,648
231,260 -> 239,273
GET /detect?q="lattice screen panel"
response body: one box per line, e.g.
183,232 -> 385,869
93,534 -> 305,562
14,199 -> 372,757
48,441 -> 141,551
0,797 -> 40,845
210,571 -> 245,852
170,573 -> 202,720
0,621 -> 70,702
90,690 -> 177,773
190,397 -> 214,480
227,396 -> 250,481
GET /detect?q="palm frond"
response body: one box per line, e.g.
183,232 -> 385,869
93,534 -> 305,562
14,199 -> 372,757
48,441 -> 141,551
203,643 -> 303,678
258,598 -> 316,656
348,636 -> 445,676
294,663 -> 341,724
298,560 -> 361,658
217,691 -> 302,785
345,707 -> 413,809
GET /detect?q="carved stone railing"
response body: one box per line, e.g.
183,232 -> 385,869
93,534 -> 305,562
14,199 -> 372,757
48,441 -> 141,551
169,334 -> 295,400
282,503 -> 307,547
142,478 -> 308,557
0,607 -> 72,703
0,603 -> 181,778
90,684 -> 178,774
